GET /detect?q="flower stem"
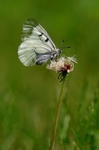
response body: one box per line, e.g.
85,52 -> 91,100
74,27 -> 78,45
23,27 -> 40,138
49,78 -> 66,150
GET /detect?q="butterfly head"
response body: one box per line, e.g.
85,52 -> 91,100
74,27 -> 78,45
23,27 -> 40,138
52,48 -> 62,59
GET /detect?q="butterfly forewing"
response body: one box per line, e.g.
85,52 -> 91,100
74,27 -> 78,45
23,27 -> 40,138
18,18 -> 59,66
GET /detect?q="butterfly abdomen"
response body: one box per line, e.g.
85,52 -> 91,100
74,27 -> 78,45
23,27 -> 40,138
35,49 -> 61,65
35,53 -> 52,65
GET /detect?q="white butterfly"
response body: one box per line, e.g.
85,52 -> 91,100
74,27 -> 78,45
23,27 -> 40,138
18,18 -> 62,66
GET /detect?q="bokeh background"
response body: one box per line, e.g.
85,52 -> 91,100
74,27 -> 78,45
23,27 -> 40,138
0,0 -> 99,149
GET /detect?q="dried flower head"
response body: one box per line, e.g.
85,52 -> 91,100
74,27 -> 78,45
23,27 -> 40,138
46,56 -> 77,81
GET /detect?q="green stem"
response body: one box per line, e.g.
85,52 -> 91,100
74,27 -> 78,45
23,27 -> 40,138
49,78 -> 66,150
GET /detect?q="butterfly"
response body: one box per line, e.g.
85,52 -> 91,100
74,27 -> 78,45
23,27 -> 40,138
18,18 -> 62,66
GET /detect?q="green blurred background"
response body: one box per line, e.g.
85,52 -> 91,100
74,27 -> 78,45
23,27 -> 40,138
0,0 -> 99,149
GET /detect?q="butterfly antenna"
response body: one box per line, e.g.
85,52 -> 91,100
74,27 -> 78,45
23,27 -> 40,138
62,45 -> 71,49
60,40 -> 70,50
60,40 -> 65,49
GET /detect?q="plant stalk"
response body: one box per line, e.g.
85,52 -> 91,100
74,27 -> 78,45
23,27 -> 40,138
49,78 -> 66,150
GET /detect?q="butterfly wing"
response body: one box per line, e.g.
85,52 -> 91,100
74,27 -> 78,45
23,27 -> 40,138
18,18 -> 57,66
